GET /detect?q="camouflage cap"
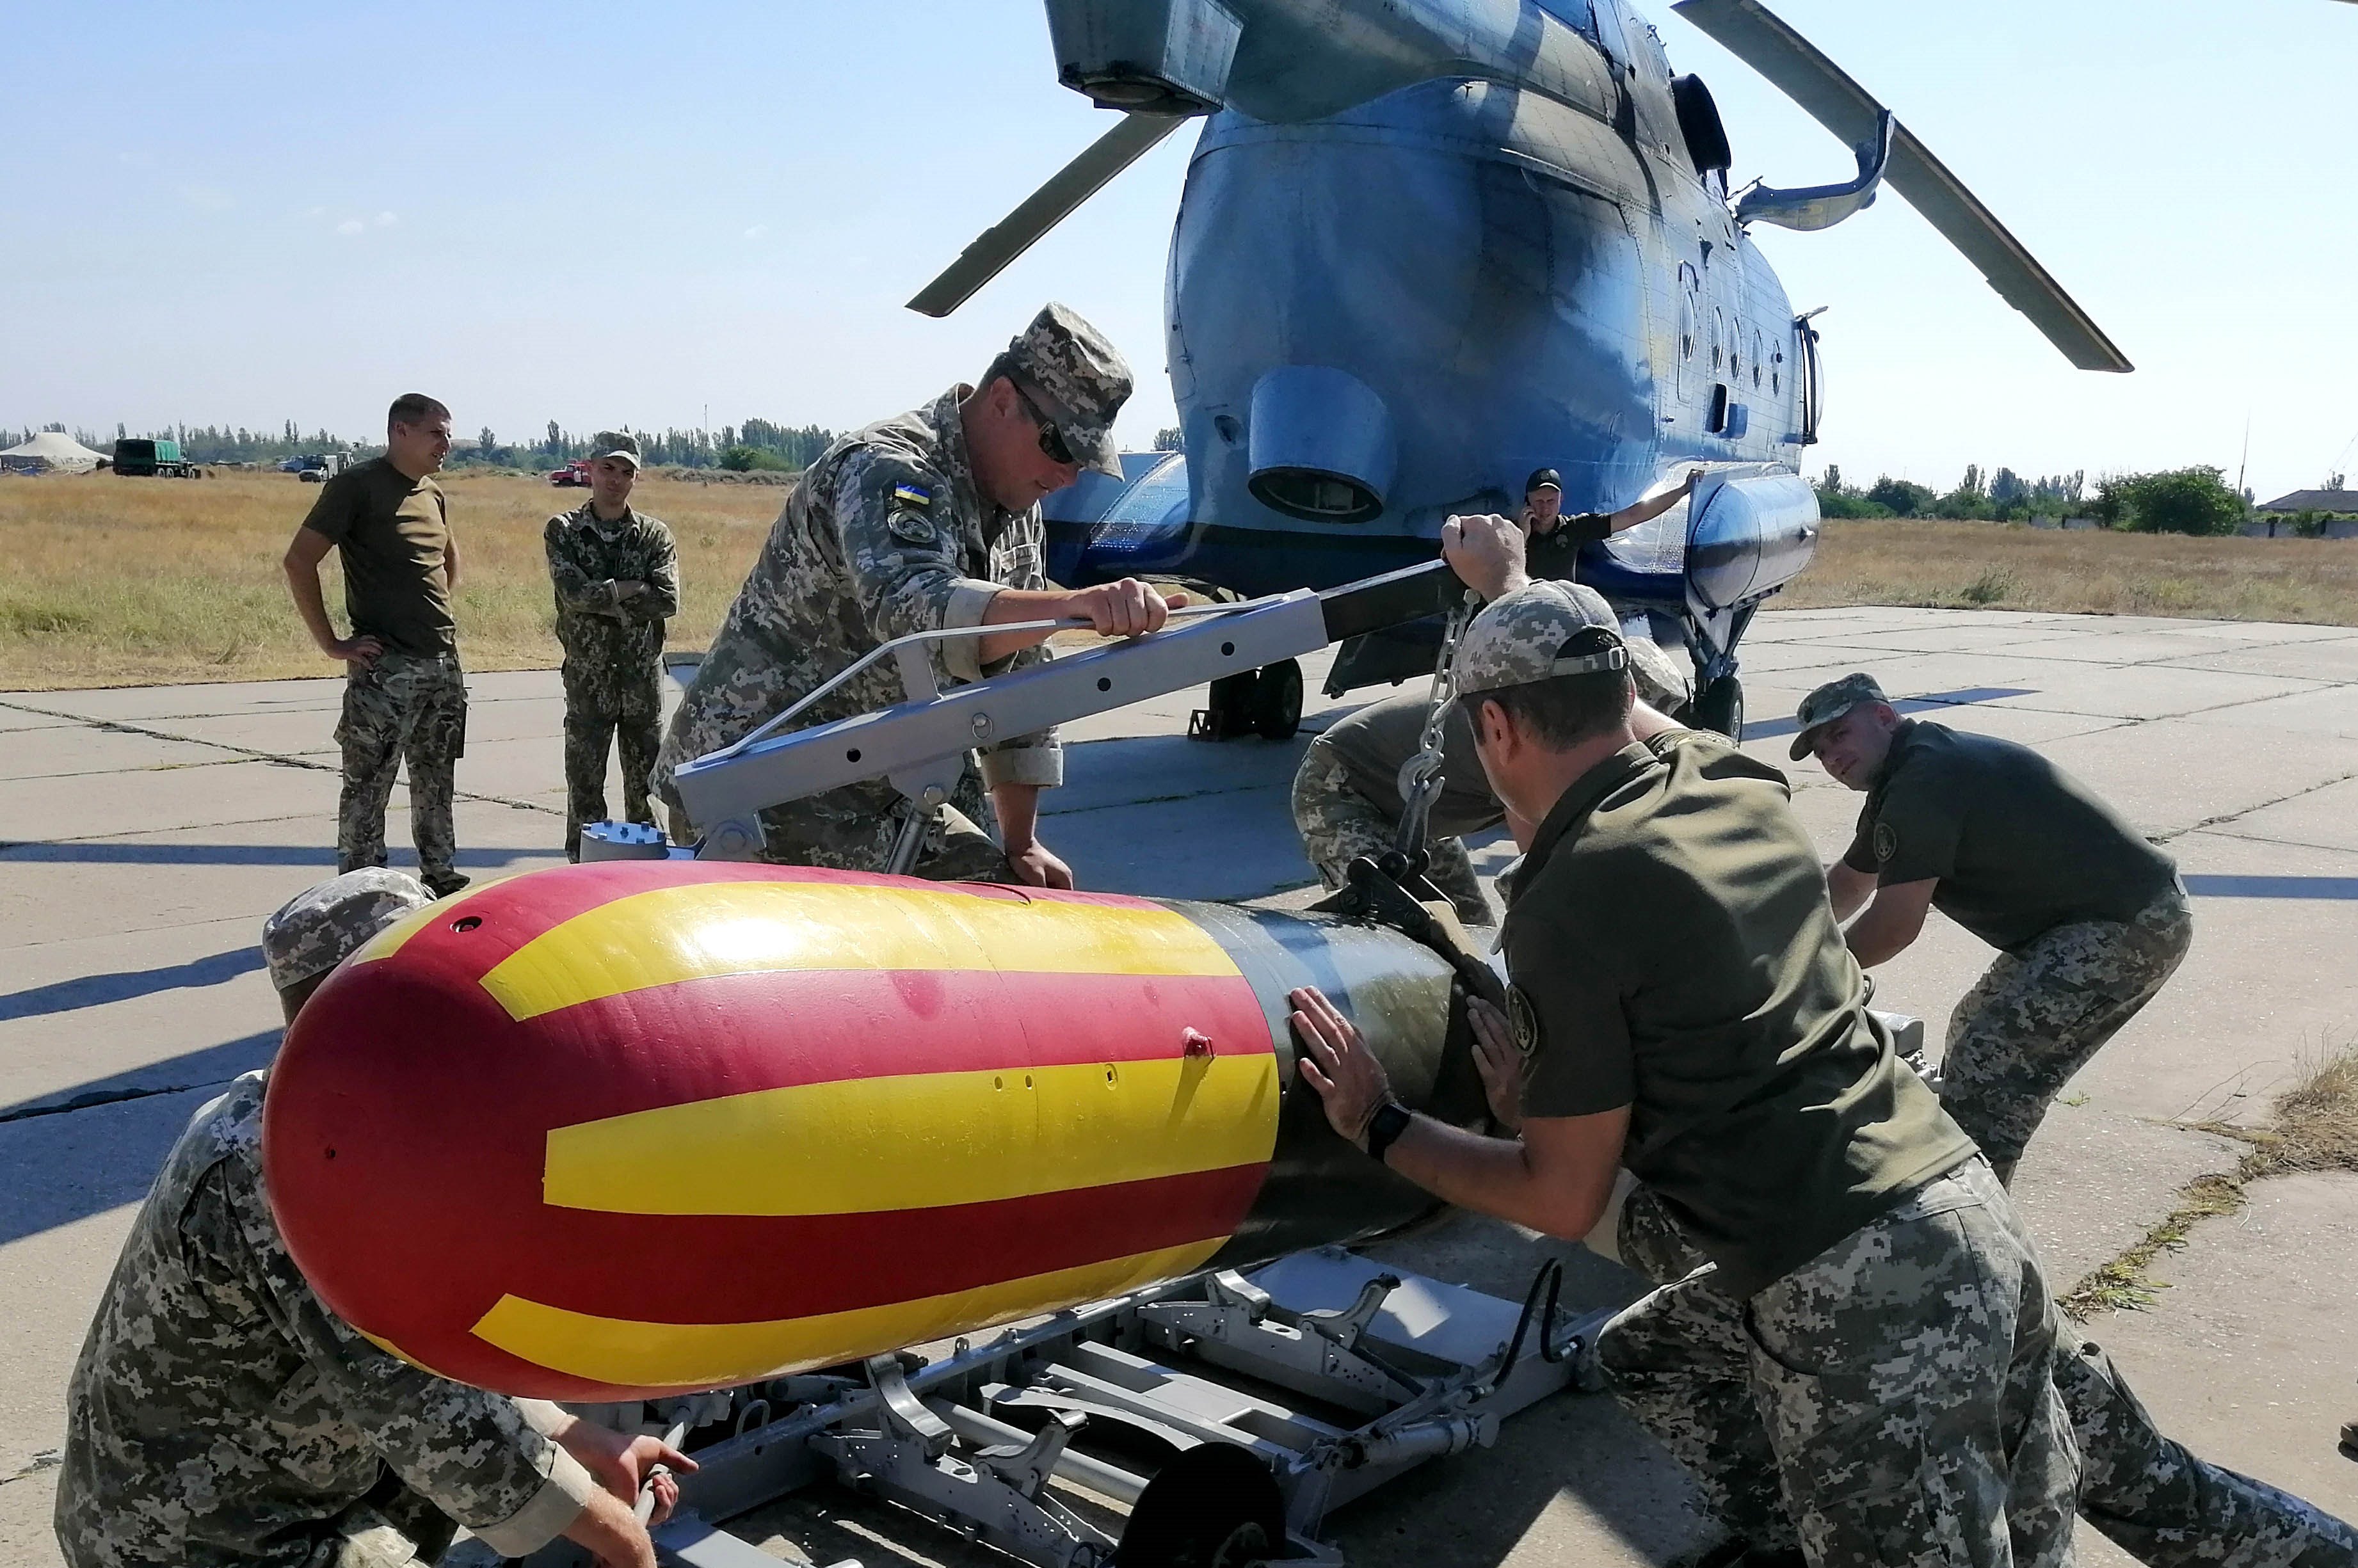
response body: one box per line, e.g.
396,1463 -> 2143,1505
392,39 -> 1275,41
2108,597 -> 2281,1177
1454,580 -> 1628,696
1789,671 -> 1890,760
261,868 -> 433,991
1004,301 -> 1132,478
591,431 -> 641,470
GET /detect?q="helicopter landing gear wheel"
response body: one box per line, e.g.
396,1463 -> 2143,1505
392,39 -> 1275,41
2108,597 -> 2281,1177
1117,1446 -> 1285,1568
1692,674 -> 1744,742
1189,660 -> 1303,742
1252,658 -> 1303,740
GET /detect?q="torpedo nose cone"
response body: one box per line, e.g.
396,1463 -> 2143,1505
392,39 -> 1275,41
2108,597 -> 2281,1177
1246,365 -> 1397,524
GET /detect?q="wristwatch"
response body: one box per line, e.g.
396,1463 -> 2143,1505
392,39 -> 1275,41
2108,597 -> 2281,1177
1365,1101 -> 1414,1165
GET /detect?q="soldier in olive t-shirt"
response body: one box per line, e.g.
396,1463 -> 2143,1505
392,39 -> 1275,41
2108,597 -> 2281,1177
301,458 -> 455,659
282,396 -> 470,898
1287,550 -> 2076,1568
1795,673 -> 2195,1181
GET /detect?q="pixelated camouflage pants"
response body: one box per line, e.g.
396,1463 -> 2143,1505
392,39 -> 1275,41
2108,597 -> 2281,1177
1614,1184 -> 2358,1568
336,652 -> 466,885
1290,744 -> 1494,927
1946,888 -> 2194,1182
563,666 -> 663,860
1600,1159 -> 2079,1568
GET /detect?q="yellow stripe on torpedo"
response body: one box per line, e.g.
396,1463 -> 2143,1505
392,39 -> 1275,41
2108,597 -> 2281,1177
545,1053 -> 1279,1216
470,1238 -> 1226,1390
478,880 -> 1238,1021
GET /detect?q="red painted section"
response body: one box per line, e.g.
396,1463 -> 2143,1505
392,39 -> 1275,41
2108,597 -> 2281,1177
261,862 -> 1277,1399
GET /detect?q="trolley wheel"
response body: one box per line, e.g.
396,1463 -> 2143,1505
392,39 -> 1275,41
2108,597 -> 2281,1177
1118,1446 -> 1284,1568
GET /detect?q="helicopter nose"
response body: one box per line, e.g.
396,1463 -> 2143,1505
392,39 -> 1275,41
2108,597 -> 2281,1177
1246,365 -> 1396,525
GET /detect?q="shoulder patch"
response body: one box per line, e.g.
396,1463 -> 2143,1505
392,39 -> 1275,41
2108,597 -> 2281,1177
891,483 -> 933,509
1507,984 -> 1541,1059
886,509 -> 939,546
1873,819 -> 1898,863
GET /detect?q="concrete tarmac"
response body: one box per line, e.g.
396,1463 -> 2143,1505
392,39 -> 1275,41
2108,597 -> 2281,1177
2,605 -> 2354,1566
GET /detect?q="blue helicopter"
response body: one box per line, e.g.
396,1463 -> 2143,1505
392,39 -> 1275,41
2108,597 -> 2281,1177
911,0 -> 2128,740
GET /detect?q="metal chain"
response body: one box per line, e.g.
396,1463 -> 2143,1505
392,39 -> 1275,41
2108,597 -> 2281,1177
1390,588 -> 1482,863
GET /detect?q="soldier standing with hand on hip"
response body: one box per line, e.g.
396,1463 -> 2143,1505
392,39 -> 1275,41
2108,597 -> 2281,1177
545,433 -> 679,860
281,393 -> 471,898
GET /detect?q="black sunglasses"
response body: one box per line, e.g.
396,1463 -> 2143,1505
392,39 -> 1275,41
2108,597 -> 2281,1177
1009,380 -> 1078,468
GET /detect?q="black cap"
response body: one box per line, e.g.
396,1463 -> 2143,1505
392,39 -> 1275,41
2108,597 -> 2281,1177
1525,467 -> 1562,495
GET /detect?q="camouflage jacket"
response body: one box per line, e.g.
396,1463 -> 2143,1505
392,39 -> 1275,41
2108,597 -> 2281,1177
55,1074 -> 595,1568
543,503 -> 678,675
658,386 -> 1061,800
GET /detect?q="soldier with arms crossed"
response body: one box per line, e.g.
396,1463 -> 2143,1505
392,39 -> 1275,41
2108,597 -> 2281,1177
545,432 -> 680,860
1290,514 -> 2076,1568
56,870 -> 691,1568
656,303 -> 1181,884
282,394 -> 472,898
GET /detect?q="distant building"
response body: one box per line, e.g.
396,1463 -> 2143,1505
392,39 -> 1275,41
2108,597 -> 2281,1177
2256,488 -> 2358,515
2245,488 -> 2358,539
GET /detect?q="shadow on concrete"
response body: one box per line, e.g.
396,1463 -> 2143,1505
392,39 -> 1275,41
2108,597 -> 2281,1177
0,1033 -> 278,1245
0,844 -> 551,868
2183,874 -> 2358,900
0,948 -> 264,1023
1745,687 -> 2039,742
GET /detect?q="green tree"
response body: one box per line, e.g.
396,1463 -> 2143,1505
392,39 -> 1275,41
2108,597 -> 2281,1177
1153,426 -> 1183,451
720,444 -> 789,472
1866,476 -> 1937,517
2096,467 -> 2246,536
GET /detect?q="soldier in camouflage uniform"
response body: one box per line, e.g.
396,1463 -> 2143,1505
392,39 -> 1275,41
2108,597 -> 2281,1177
1288,518 -> 2077,1568
656,303 -> 1180,884
1290,622 -> 1692,927
1799,673 -> 2196,1183
1600,1180 -> 2358,1568
56,870 -> 691,1568
284,394 -> 473,899
545,433 -> 680,859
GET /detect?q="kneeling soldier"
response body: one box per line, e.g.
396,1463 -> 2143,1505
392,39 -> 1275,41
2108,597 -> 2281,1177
56,870 -> 691,1568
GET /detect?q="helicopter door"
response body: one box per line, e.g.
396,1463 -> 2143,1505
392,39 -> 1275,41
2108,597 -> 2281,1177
1795,310 -> 1825,446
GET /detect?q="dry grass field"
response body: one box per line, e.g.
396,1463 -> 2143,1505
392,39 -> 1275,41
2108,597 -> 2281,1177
4,475 -> 2357,690
0,469 -> 782,689
1783,517 -> 2358,622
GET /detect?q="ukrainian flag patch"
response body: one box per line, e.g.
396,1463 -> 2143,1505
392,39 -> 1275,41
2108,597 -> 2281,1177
892,483 -> 933,509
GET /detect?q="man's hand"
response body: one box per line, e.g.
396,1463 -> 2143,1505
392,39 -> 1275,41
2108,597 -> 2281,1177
557,1420 -> 695,1526
1440,514 -> 1529,601
1683,467 -> 1706,493
326,634 -> 383,668
1006,839 -> 1074,890
1467,996 -> 1523,1133
1290,986 -> 1393,1148
1070,578 -> 1188,639
613,578 -> 646,602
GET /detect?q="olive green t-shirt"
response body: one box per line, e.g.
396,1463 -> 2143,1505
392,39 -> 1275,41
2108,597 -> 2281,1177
1841,720 -> 2178,954
300,458 -> 454,657
1504,729 -> 1973,1296
1523,513 -> 1613,584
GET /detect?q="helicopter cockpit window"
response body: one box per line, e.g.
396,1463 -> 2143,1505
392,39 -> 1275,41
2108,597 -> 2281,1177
1536,0 -> 1600,42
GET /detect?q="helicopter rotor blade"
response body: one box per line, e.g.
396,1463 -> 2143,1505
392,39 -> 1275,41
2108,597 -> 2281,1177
1672,0 -> 2132,372
907,111 -> 1187,318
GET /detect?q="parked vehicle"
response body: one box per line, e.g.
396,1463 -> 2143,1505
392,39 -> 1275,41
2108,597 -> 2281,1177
113,438 -> 200,478
549,460 -> 592,488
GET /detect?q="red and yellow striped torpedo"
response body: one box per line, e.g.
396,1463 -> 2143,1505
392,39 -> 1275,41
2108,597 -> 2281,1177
262,861 -> 1475,1400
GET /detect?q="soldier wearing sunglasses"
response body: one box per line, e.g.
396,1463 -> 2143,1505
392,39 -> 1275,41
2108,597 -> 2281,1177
657,302 -> 1182,888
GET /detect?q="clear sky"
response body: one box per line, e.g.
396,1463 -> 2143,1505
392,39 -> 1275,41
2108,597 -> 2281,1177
6,0 -> 2352,499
